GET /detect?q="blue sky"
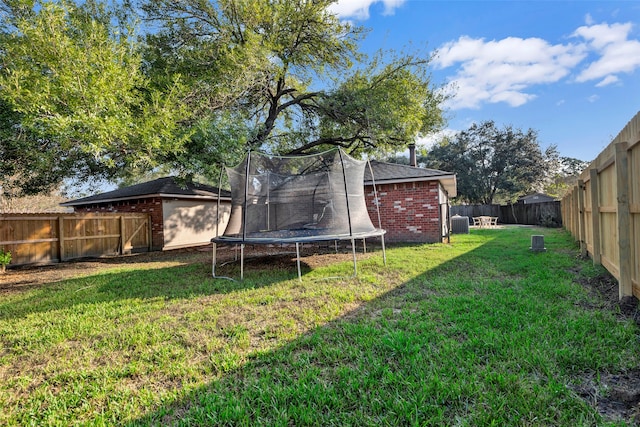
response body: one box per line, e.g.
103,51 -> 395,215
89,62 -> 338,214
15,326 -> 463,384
329,0 -> 640,162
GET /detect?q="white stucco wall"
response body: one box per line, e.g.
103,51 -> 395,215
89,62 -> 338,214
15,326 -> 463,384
162,199 -> 230,249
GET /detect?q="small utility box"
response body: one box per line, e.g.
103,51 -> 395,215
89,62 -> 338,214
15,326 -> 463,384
530,235 -> 546,252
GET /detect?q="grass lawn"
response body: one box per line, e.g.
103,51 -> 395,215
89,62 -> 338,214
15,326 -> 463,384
1,226 -> 639,426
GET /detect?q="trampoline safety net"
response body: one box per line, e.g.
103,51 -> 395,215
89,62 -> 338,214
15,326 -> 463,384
221,148 -> 380,241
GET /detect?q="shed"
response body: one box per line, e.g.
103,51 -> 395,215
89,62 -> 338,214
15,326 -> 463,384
61,177 -> 231,250
364,161 -> 457,243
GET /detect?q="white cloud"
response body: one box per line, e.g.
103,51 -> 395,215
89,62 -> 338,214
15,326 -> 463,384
392,128 -> 458,158
587,94 -> 599,103
328,0 -> 405,20
595,75 -> 620,87
585,13 -> 595,26
435,36 -> 586,109
433,15 -> 640,111
572,22 -> 640,83
415,128 -> 458,150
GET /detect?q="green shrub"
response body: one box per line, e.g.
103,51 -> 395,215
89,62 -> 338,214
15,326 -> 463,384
0,248 -> 11,271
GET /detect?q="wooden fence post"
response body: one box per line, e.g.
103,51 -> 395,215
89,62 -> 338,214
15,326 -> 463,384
119,215 -> 125,255
148,216 -> 153,251
571,186 -> 580,243
563,194 -> 569,231
577,179 -> 587,256
58,215 -> 65,262
589,168 -> 601,265
615,142 -> 632,299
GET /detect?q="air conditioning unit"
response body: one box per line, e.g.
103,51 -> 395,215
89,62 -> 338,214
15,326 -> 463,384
451,215 -> 469,234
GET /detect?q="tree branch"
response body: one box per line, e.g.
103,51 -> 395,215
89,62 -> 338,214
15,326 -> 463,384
286,135 -> 362,155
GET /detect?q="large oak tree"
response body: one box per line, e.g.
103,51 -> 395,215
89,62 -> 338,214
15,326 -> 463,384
139,0 -> 448,168
0,0 -> 448,195
426,120 -> 557,204
0,0 -> 189,195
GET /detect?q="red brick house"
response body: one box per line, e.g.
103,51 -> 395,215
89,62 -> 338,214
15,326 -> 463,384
62,159 -> 455,250
61,177 -> 231,251
365,161 -> 457,243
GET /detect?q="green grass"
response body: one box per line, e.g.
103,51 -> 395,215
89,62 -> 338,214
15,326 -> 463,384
1,227 -> 638,426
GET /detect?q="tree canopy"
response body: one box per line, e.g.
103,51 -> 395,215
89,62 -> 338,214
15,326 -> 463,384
426,120 -> 558,204
0,0 -> 449,196
0,0 -> 189,195
544,156 -> 590,199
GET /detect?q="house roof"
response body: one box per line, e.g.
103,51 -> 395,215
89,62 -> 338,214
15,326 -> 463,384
365,161 -> 457,197
61,176 -> 231,207
62,161 -> 457,208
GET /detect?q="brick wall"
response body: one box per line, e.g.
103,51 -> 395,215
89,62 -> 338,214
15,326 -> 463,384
73,197 -> 164,250
366,181 -> 442,243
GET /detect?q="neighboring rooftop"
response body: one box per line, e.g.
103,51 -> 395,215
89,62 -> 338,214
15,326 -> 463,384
517,192 -> 556,204
61,177 -> 231,207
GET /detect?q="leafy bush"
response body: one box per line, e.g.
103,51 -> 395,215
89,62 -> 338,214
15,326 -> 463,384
0,248 -> 11,271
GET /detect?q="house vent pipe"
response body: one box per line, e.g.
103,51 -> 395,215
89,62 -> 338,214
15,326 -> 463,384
409,144 -> 417,167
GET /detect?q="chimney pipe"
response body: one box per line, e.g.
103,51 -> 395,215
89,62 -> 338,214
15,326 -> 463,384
409,144 -> 417,167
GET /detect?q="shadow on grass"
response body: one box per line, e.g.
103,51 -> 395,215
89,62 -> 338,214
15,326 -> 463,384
0,252 -> 318,320
123,228 -> 638,426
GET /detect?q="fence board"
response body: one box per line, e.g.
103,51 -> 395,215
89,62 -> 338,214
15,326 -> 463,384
631,143 -> 640,299
451,201 -> 561,226
562,111 -> 640,300
0,213 -> 150,267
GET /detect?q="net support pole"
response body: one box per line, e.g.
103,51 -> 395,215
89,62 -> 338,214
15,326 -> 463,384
215,165 -> 224,239
339,150 -> 358,277
266,170 -> 270,230
295,242 -> 302,281
338,150 -> 354,236
212,166 -> 224,279
240,244 -> 245,280
242,151 -> 251,242
238,150 -> 250,282
366,159 -> 387,266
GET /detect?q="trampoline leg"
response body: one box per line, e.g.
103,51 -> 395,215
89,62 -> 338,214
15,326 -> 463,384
351,238 -> 357,277
381,234 -> 387,266
362,238 -> 367,254
334,240 -> 338,254
295,242 -> 302,281
240,244 -> 245,280
212,242 -> 217,278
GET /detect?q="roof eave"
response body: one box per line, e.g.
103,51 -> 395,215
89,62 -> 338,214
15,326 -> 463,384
61,193 -> 232,207
365,174 -> 457,197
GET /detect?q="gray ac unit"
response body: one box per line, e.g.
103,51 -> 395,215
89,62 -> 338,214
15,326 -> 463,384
451,215 -> 469,234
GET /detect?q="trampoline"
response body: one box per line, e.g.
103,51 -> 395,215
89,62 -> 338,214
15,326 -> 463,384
211,148 -> 386,280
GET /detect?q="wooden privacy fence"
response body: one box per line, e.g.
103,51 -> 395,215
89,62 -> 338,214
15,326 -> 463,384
0,213 -> 151,267
562,111 -> 640,300
451,201 -> 562,227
